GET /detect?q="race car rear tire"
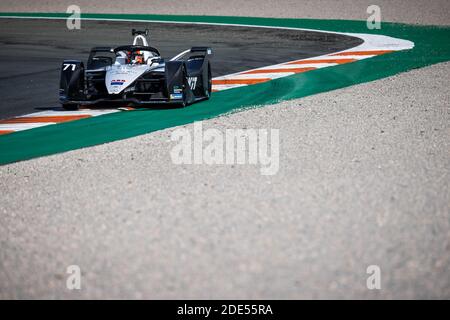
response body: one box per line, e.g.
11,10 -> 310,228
62,103 -> 79,110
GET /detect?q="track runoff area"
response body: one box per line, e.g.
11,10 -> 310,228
0,13 -> 449,165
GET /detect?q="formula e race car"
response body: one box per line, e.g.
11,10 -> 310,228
59,29 -> 212,109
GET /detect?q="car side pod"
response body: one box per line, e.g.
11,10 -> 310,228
60,60 -> 85,110
165,61 -> 195,107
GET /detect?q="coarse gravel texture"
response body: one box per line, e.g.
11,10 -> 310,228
0,0 -> 449,299
0,0 -> 449,26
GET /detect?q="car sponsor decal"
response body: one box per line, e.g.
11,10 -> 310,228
173,86 -> 183,94
188,77 -> 198,90
111,79 -> 126,86
170,93 -> 183,100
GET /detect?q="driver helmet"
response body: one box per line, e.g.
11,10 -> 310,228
134,51 -> 145,64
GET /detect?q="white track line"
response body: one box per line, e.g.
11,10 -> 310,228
0,123 -> 53,131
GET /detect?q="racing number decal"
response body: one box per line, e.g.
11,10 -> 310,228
63,63 -> 77,71
188,77 -> 198,90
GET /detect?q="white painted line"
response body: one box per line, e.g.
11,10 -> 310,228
212,84 -> 247,91
16,110 -> 119,118
0,123 -> 54,131
214,73 -> 289,80
0,15 -> 416,52
329,55 -> 376,60
300,55 -> 374,61
24,110 -> 119,117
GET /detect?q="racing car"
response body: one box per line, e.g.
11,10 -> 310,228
59,29 -> 212,109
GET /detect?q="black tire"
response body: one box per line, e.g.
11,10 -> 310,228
62,103 -> 79,110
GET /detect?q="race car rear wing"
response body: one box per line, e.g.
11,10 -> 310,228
190,47 -> 213,55
87,47 -> 115,70
132,29 -> 149,36
170,47 -> 212,61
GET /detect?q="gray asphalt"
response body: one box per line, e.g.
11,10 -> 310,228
0,18 -> 361,119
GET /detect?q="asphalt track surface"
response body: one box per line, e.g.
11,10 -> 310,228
0,19 -> 362,119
